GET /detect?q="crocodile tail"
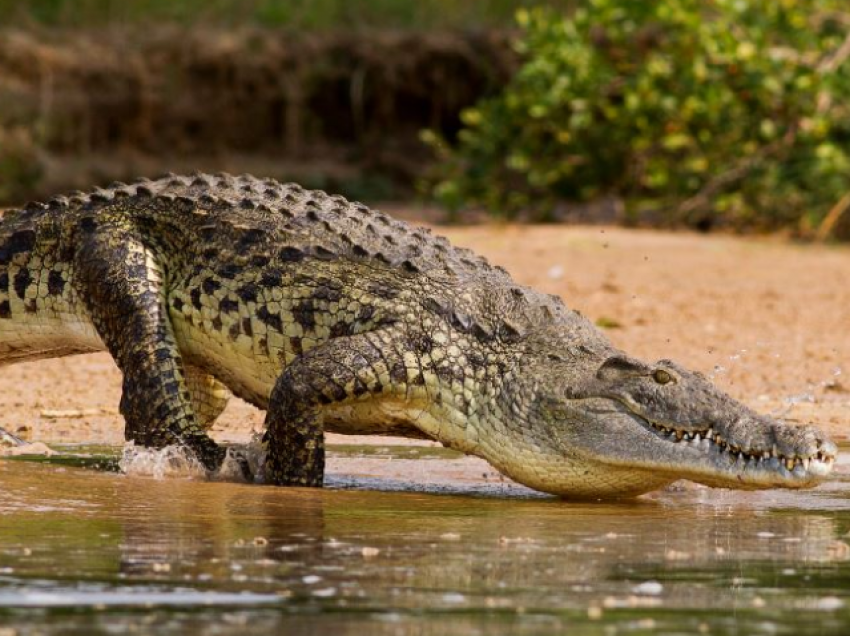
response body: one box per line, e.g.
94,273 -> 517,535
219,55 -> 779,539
0,426 -> 26,447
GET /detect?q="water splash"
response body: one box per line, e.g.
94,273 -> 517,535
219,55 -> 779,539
212,434 -> 267,484
709,342 -> 845,415
118,442 -> 207,480
118,435 -> 268,483
770,365 -> 845,419
708,364 -> 727,380
707,347 -> 751,381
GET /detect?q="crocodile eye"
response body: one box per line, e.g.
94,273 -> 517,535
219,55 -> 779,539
653,369 -> 674,385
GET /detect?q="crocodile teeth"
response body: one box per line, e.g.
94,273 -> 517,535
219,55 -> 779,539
650,424 -> 826,475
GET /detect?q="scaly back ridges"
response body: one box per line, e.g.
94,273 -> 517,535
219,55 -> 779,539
6,172 -> 592,351
24,173 -> 520,285
15,173 -> 589,331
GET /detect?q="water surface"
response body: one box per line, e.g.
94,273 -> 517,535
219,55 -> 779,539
2,444 -> 850,635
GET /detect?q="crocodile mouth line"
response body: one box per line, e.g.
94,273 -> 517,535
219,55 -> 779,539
645,419 -> 835,474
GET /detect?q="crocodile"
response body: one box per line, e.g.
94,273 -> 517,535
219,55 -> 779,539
0,173 -> 837,498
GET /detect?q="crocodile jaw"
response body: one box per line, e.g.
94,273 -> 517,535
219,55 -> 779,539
534,398 -> 838,497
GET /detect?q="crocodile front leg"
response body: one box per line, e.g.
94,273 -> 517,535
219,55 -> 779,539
264,327 -> 410,487
73,226 -> 225,472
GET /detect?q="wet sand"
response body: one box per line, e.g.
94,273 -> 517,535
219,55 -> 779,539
1,224 -> 848,451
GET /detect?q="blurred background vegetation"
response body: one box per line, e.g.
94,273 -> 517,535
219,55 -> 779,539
0,0 -> 571,29
1,0 -> 850,239
428,0 -> 850,238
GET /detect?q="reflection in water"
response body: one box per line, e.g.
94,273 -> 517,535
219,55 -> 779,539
2,450 -> 850,635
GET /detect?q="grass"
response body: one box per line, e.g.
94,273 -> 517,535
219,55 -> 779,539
0,0 -> 575,29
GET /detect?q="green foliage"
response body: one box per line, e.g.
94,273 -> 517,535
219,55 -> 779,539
428,0 -> 850,234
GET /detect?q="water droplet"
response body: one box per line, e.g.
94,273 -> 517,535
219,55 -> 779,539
815,596 -> 844,611
633,581 -> 663,595
442,592 -> 466,603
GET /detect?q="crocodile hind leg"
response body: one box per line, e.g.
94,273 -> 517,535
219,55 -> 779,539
264,328 -> 409,487
73,228 -> 225,471
184,365 -> 231,430
182,367 -> 255,479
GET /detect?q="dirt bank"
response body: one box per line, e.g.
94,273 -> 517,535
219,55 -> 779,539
1,223 -> 847,447
0,27 -> 515,204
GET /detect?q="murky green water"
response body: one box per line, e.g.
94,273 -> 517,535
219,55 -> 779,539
3,445 -> 850,635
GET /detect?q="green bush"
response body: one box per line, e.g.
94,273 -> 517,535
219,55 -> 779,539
427,0 -> 850,235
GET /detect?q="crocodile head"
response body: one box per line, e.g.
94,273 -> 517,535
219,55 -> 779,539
489,349 -> 837,499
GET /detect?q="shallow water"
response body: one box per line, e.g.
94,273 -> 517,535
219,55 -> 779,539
2,445 -> 850,635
